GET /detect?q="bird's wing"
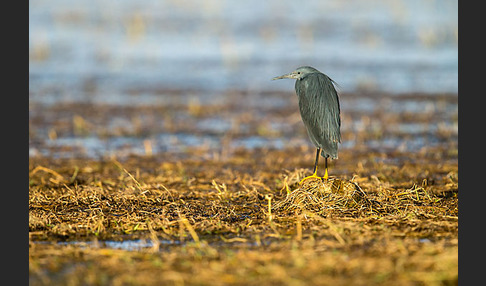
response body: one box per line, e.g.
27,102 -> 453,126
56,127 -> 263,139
297,73 -> 341,144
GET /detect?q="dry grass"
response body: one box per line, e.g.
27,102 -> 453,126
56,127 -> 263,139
29,145 -> 457,285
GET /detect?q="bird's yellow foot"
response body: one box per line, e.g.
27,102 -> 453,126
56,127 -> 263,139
299,173 -> 319,185
299,168 -> 329,185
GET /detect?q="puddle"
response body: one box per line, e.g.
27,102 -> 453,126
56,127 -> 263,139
33,236 -> 438,252
34,237 -> 262,252
42,239 -> 179,251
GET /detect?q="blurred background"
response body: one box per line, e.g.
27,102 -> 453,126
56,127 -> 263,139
29,0 -> 458,160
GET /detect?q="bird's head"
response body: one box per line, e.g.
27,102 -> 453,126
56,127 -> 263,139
272,66 -> 320,80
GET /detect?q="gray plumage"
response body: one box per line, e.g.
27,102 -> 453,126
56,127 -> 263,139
272,66 -> 341,159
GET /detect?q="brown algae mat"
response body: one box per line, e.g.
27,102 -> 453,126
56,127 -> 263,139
29,146 -> 458,285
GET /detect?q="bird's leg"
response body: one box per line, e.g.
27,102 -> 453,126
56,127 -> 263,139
299,148 -> 321,184
312,148 -> 320,175
323,157 -> 329,180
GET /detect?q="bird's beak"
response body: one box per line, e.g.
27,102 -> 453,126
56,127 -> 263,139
272,72 -> 294,80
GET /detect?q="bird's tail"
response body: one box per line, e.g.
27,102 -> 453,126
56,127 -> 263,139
320,142 -> 338,159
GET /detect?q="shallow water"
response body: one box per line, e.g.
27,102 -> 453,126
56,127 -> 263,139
29,0 -> 457,105
29,128 -> 449,160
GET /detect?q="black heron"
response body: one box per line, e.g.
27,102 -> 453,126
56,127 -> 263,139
272,66 -> 341,183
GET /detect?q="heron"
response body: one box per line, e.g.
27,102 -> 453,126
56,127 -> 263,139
272,66 -> 341,184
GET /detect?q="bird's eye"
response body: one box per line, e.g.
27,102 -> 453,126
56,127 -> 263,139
297,72 -> 301,74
